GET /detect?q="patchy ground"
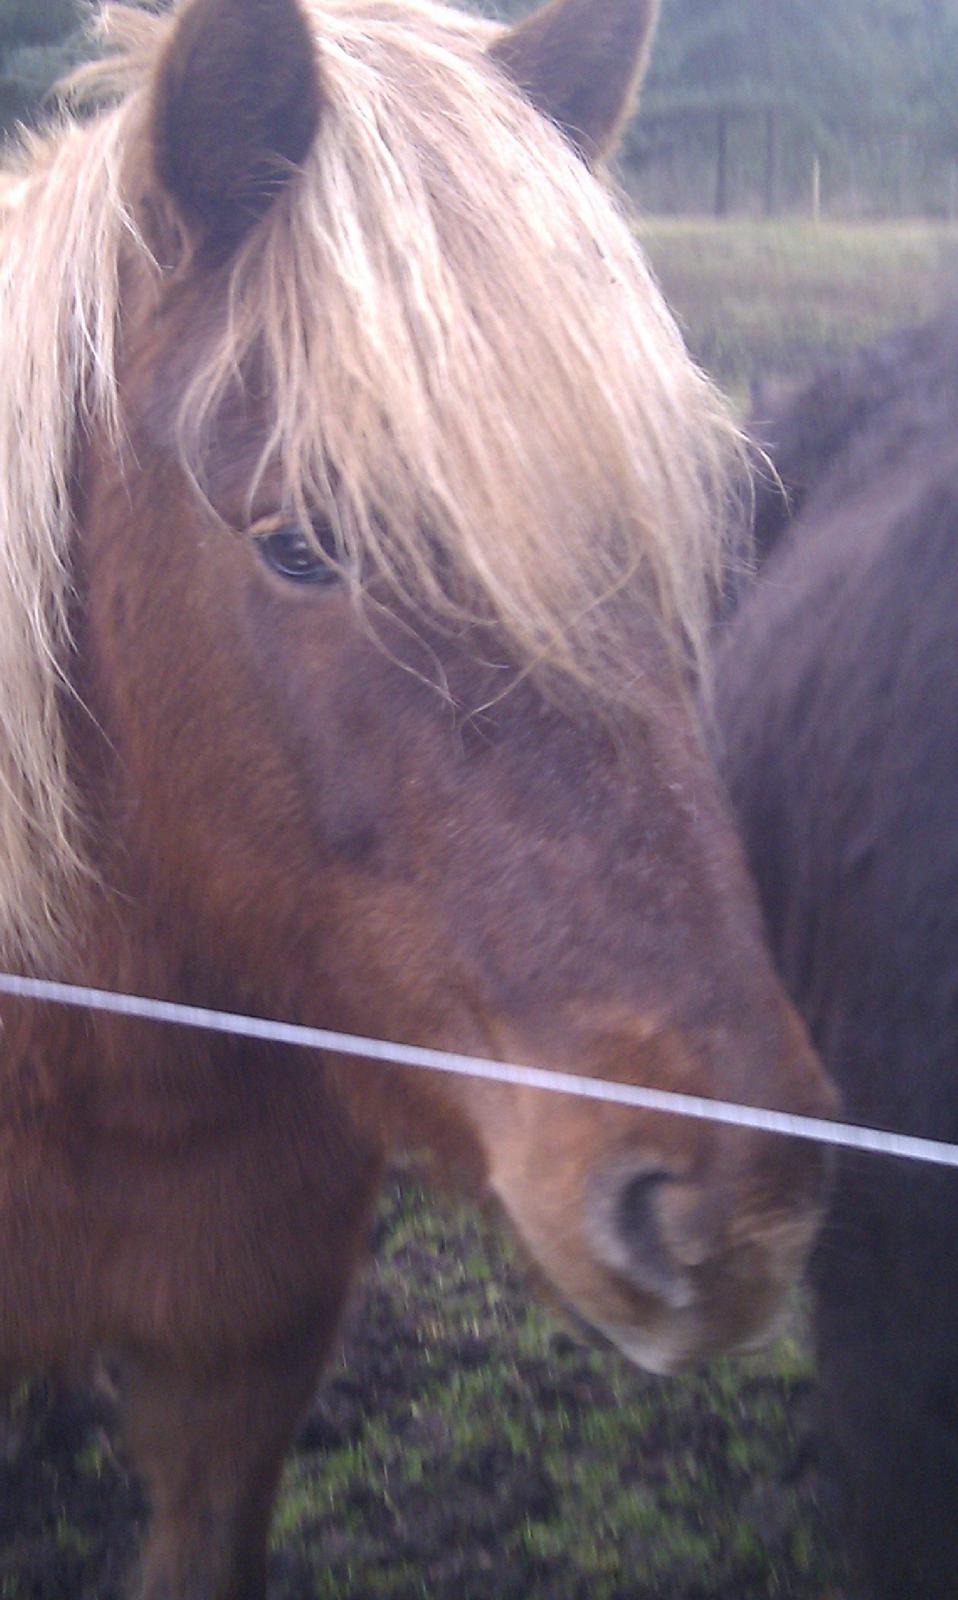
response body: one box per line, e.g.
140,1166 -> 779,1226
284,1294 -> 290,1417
0,1175 -> 847,1600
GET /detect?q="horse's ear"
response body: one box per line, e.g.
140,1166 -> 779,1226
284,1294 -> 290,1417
490,0 -> 658,164
151,0 -> 322,262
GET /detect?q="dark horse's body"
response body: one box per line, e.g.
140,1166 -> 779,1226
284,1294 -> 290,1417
716,315 -> 958,1599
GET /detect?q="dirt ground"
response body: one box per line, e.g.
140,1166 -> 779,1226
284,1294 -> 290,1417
0,1177 -> 847,1600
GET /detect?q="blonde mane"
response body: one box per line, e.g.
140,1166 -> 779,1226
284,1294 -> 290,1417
0,0 -> 742,964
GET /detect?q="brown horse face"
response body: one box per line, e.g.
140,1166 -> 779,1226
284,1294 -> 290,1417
78,0 -> 833,1376
82,465 -> 832,1374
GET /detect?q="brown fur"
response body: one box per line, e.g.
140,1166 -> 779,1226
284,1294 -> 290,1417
491,0 -> 659,162
0,2 -> 833,1594
152,0 -> 324,259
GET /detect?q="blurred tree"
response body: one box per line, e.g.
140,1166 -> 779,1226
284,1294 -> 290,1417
458,0 -> 533,18
903,0 -> 958,159
2,0 -> 955,217
0,0 -> 79,46
0,0 -> 85,141
637,0 -> 907,216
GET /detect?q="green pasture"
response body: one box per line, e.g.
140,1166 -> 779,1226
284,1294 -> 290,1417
638,215 -> 957,400
268,1177 -> 837,1600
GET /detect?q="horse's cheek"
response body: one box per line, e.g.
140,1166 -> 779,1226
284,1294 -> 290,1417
236,582 -> 399,861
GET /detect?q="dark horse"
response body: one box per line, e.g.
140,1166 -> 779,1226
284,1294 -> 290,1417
716,313 -> 958,1600
0,0 -> 833,1593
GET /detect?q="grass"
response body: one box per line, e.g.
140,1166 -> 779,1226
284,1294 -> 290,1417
638,216 -> 958,400
265,1175 -> 841,1600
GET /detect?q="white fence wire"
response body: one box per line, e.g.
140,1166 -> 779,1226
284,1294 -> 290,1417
1,973 -> 956,1170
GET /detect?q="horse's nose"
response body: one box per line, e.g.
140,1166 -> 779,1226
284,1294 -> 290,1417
616,1170 -> 692,1303
592,1163 -> 712,1309
597,1135 -> 826,1312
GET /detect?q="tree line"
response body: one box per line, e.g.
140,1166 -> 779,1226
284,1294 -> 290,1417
0,0 -> 83,136
633,0 -> 958,217
3,0 -> 957,218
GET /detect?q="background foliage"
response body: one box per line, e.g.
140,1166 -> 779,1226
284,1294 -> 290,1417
5,0 -> 958,218
635,0 -> 958,217
0,0 -> 85,134
476,0 -> 958,218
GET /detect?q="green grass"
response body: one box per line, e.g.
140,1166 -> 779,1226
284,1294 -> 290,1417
268,1176 -> 842,1600
638,217 -> 957,399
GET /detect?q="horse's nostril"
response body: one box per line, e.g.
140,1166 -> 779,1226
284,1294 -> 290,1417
615,1169 -> 690,1305
618,1170 -> 670,1238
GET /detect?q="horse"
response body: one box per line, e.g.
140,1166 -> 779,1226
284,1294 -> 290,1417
0,0 -> 834,1594
714,314 -> 958,1600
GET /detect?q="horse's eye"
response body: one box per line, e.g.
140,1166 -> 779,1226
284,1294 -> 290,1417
258,525 -> 340,585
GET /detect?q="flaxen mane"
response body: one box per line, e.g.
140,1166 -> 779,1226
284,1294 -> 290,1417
0,0 -> 741,963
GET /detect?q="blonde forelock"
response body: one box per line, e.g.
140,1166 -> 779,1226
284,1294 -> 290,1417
0,0 -> 743,963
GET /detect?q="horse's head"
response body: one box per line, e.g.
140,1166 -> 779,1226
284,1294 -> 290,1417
7,0 -> 834,1374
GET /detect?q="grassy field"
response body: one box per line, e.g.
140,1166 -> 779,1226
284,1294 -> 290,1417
3,219 -> 943,1599
638,216 -> 958,400
269,1179 -> 836,1600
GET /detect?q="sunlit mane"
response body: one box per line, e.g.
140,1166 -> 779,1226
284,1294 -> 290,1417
0,0 -> 742,963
